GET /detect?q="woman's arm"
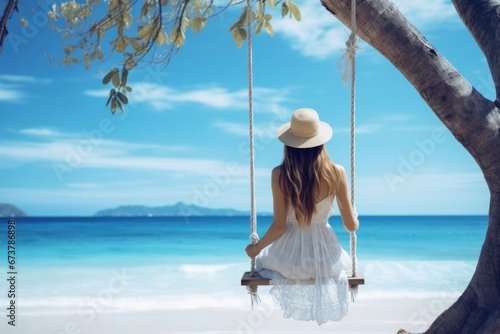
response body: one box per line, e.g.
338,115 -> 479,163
245,167 -> 287,258
335,164 -> 359,232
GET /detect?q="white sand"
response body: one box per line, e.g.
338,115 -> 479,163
1,295 -> 456,334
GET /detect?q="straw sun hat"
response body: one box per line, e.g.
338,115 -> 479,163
277,108 -> 333,148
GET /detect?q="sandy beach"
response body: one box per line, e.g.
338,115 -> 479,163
3,292 -> 459,334
0,216 -> 481,334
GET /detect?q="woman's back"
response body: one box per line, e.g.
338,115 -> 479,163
258,195 -> 350,280
286,196 -> 334,225
246,108 -> 358,324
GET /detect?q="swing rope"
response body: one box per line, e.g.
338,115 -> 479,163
347,0 -> 359,281
337,0 -> 360,282
244,0 -> 361,306
246,0 -> 260,309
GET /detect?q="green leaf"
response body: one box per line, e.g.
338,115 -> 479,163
267,0 -> 277,8
265,21 -> 274,37
130,38 -> 141,51
108,0 -> 118,11
138,23 -> 153,44
191,17 -> 207,33
102,68 -> 119,85
160,0 -> 169,6
20,18 -> 29,27
125,86 -> 132,92
121,68 -> 128,87
63,46 -> 72,56
125,58 -> 138,69
114,36 -> 129,52
231,28 -> 247,48
106,88 -> 115,107
171,28 -> 185,48
117,92 -> 129,104
140,2 -> 150,19
117,99 -> 124,112
288,1 -> 301,21
156,31 -> 168,46
111,98 -> 117,114
281,2 -> 289,18
229,8 -> 247,32
111,71 -> 121,88
255,20 -> 264,35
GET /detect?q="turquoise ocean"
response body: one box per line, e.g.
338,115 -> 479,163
0,215 -> 488,324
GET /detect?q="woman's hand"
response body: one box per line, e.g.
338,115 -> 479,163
245,243 -> 260,258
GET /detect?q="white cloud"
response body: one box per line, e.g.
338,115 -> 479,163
213,121 -> 248,137
16,127 -> 193,152
393,0 -> 458,25
19,128 -> 66,137
272,1 -> 347,60
83,89 -> 108,98
0,88 -> 24,102
0,75 -> 52,84
85,84 -> 248,111
131,84 -> 248,110
272,0 -> 459,60
0,75 -> 52,103
213,120 -> 282,140
0,135 -> 224,176
85,83 -> 294,114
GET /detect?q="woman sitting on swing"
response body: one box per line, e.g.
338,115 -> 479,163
245,107 -> 359,325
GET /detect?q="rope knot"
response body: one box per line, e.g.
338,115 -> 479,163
345,32 -> 360,57
246,285 -> 261,309
337,31 -> 360,85
249,232 -> 259,244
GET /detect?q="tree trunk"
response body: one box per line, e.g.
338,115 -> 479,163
320,0 -> 500,333
0,0 -> 19,53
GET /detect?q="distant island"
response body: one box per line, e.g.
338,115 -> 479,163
93,202 -> 249,217
0,204 -> 28,217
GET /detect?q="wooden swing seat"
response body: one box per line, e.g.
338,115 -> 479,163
241,271 -> 365,286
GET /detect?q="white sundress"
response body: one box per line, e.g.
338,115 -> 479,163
256,196 -> 352,325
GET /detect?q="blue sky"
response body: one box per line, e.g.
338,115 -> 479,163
0,0 -> 491,216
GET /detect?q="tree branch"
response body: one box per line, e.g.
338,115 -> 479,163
451,0 -> 500,107
320,0 -> 500,190
0,0 -> 19,53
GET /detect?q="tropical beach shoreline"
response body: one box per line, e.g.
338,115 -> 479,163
0,215 -> 484,334
4,296 -> 459,334
0,259 -> 473,334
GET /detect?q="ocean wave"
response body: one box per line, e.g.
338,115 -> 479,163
179,263 -> 237,275
6,259 -> 477,316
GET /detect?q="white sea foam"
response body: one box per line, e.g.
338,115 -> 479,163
179,263 -> 236,275
5,259 -> 477,316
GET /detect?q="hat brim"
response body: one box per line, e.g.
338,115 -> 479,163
277,121 -> 333,148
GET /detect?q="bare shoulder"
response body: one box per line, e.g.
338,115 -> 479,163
334,163 -> 348,188
271,166 -> 281,177
334,163 -> 347,176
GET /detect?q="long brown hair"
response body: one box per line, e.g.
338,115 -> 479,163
279,145 -> 340,225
